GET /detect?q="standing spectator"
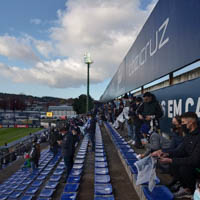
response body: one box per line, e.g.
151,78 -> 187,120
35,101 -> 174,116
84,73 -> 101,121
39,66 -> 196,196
30,143 -> 37,171
49,128 -> 59,157
61,127 -> 78,179
86,113 -> 96,152
137,92 -> 163,133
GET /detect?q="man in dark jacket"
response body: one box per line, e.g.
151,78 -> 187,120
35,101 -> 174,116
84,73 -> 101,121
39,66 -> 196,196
152,112 -> 200,198
86,113 -> 96,152
61,127 -> 78,178
137,92 -> 163,133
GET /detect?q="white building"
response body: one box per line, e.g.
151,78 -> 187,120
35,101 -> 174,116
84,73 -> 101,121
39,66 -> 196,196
48,105 -> 77,119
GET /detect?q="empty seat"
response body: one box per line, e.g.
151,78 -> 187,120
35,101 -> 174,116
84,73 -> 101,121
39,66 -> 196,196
70,169 -> 82,176
49,175 -> 61,182
22,179 -> 33,185
16,184 -> 28,191
53,169 -> 64,175
41,170 -> 50,175
32,180 -> 43,187
95,175 -> 110,184
45,181 -> 59,189
96,149 -> 104,153
9,191 -> 22,199
94,195 -> 115,200
95,162 -> 108,168
0,194 -> 8,200
39,188 -> 55,198
25,187 -> 39,195
60,192 -> 77,200
74,159 -> 84,164
72,164 -> 83,170
95,184 -> 113,196
95,168 -> 109,175
4,189 -> 14,195
20,195 -> 33,200
142,185 -> 173,200
67,176 -> 81,184
63,183 -> 79,193
37,175 -> 47,180
95,157 -> 107,162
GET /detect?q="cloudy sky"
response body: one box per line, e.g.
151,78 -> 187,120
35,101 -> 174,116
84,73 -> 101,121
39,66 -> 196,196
0,0 -> 158,100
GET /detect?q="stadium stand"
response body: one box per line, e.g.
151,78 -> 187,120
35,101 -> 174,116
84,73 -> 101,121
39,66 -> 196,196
94,123 -> 115,200
104,122 -> 174,200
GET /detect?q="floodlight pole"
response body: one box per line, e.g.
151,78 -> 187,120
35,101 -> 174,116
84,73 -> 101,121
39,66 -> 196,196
87,63 -> 90,113
84,53 -> 93,113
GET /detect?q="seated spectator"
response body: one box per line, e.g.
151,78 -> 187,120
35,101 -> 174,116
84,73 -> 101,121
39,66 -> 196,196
152,112 -> 200,199
138,124 -> 171,159
169,115 -> 184,150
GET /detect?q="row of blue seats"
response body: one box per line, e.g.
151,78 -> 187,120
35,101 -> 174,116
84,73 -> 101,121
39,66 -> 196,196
60,135 -> 89,200
105,122 -> 174,200
94,123 -> 114,200
0,149 -> 62,200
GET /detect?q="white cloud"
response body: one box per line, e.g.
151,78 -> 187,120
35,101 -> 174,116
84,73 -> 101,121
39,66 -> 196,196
0,58 -> 103,88
0,35 -> 39,63
0,0 -> 158,89
30,18 -> 42,25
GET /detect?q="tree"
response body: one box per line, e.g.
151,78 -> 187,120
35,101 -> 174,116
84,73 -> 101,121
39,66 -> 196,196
73,94 -> 94,114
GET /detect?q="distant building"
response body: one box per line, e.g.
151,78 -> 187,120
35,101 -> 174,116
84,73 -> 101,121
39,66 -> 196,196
48,105 -> 76,119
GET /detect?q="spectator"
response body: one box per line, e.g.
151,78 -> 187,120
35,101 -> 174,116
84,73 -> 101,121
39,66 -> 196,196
30,143 -> 38,171
152,112 -> 200,199
133,97 -> 144,149
127,95 -> 137,145
49,128 -> 59,157
137,92 -> 163,133
86,113 -> 96,152
61,127 -> 78,179
170,115 -> 184,150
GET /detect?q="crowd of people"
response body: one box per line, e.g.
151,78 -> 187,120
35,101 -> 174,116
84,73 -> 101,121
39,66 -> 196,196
98,92 -> 200,199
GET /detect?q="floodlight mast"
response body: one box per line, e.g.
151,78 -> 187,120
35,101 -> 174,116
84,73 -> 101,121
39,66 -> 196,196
84,53 -> 93,113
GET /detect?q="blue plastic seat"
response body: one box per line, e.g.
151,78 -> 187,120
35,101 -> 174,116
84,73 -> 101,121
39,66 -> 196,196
95,162 -> 108,168
72,164 -> 83,170
76,155 -> 85,159
67,176 -> 81,183
95,175 -> 110,184
95,153 -> 105,157
39,189 -> 55,198
22,179 -> 33,185
37,175 -> 47,180
4,189 -> 14,195
16,184 -> 28,191
0,194 -> 8,200
56,165 -> 65,170
20,195 -> 33,200
60,192 -> 77,200
41,170 -> 50,175
53,169 -> 64,175
142,185 -> 174,200
95,184 -> 113,195
32,180 -> 43,187
70,169 -> 82,176
63,183 -> 79,193
49,175 -> 61,182
25,187 -> 39,195
74,159 -> 84,164
95,157 -> 107,162
45,181 -> 59,189
37,198 -> 50,200
95,168 -> 109,175
9,191 -> 22,199
94,195 -> 115,200
96,149 -> 104,153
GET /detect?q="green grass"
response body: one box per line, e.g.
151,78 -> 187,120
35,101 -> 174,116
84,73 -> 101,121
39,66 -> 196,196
0,128 -> 42,146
